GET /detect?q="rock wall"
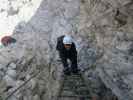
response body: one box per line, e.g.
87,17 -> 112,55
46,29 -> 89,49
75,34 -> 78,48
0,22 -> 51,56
1,0 -> 133,100
0,0 -> 80,100
79,0 -> 133,100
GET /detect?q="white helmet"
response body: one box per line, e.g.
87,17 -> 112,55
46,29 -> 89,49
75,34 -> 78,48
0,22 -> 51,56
63,35 -> 72,44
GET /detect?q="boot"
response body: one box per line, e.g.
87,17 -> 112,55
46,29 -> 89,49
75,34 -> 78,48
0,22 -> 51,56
63,67 -> 71,75
71,68 -> 79,74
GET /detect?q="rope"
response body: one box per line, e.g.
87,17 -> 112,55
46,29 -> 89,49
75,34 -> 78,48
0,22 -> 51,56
4,41 -> 57,99
5,69 -> 41,100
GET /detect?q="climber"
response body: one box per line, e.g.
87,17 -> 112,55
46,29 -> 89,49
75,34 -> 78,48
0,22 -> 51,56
56,35 -> 79,75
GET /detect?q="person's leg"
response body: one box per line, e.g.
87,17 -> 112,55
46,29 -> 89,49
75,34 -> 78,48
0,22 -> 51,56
60,54 -> 70,75
69,56 -> 78,73
61,57 -> 68,68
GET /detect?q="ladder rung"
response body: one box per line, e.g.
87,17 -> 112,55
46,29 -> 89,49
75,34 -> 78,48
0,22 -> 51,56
61,90 -> 90,96
59,95 -> 91,98
63,86 -> 89,91
58,97 -> 91,100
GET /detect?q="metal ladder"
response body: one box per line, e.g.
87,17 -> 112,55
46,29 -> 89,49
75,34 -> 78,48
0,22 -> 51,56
56,72 -> 91,100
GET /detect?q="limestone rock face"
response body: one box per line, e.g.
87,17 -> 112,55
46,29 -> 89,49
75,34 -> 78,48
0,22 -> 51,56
0,0 -> 133,100
0,0 -> 81,100
79,0 -> 133,100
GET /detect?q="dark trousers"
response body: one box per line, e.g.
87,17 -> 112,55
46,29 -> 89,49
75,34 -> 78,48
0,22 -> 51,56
60,54 -> 78,71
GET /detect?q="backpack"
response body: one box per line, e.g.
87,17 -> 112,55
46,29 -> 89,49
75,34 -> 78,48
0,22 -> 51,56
56,35 -> 65,51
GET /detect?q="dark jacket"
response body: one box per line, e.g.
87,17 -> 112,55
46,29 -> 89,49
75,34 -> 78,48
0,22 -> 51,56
56,35 -> 77,59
